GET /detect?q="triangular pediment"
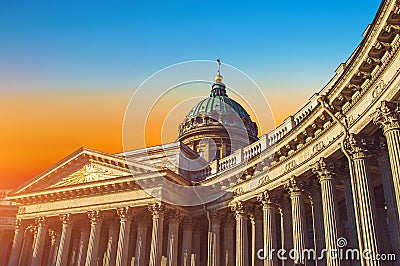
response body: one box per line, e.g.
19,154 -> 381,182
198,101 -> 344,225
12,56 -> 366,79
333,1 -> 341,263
51,162 -> 126,188
10,147 -> 156,195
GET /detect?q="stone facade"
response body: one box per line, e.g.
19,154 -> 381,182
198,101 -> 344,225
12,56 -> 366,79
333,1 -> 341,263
5,0 -> 400,265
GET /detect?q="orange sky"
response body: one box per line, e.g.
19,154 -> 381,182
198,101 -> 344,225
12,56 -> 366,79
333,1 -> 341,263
0,87 -> 310,189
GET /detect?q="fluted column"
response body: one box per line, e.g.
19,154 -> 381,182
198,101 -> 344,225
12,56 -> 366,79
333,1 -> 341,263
222,214 -> 235,266
85,210 -> 103,266
344,134 -> 381,266
76,223 -> 90,266
313,158 -> 340,266
135,217 -> 149,266
55,214 -> 73,266
308,180 -> 326,266
7,219 -> 25,266
207,210 -> 221,266
232,202 -> 248,266
285,177 -> 308,265
258,191 -> 278,266
376,141 -> 400,259
340,166 -> 359,251
19,226 -> 34,266
46,229 -> 57,266
149,203 -> 164,266
373,101 -> 400,222
181,217 -> 193,266
249,207 -> 263,266
104,221 -> 119,266
115,207 -> 133,266
279,197 -> 293,266
31,217 -> 48,266
166,210 -> 180,266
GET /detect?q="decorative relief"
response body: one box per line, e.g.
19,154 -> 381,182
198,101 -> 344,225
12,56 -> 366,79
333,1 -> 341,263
372,100 -> 400,133
87,210 -> 103,224
148,203 -> 164,218
52,163 -> 120,187
344,134 -> 369,159
116,207 -> 133,221
284,176 -> 306,196
284,160 -> 297,172
312,157 -> 335,181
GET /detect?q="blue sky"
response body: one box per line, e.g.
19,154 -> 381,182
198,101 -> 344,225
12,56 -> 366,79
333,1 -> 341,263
0,0 -> 381,93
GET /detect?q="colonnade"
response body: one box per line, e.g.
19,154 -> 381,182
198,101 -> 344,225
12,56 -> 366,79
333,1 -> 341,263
7,100 -> 400,266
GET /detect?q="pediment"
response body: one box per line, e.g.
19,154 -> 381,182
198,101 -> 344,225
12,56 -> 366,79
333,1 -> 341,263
11,147 -> 155,195
51,162 -> 125,188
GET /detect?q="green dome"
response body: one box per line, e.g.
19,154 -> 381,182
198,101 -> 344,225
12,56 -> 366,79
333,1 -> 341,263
177,82 -> 258,140
186,95 -> 251,120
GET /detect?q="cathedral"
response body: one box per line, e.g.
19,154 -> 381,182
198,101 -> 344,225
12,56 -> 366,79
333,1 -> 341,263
3,0 -> 400,265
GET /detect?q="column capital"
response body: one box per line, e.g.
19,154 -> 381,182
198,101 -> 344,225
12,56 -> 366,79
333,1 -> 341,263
14,218 -> 25,229
209,209 -> 223,224
257,190 -> 278,208
182,216 -> 193,229
35,216 -> 47,227
284,176 -> 306,196
224,213 -> 235,227
87,210 -> 103,224
148,202 -> 164,218
166,209 -> 181,223
312,157 -> 335,181
48,229 -> 57,244
231,201 -> 248,219
59,213 -> 72,225
344,133 -> 369,159
373,100 -> 400,133
117,206 -> 133,221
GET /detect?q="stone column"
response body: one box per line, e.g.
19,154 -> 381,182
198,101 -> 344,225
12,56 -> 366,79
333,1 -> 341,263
135,217 -> 149,266
232,202 -> 248,266
55,214 -> 73,266
313,158 -> 340,266
104,221 -> 119,266
7,219 -> 25,266
76,223 -> 90,266
344,134 -> 381,266
249,207 -> 263,266
31,217 -> 48,266
376,142 -> 400,258
285,177 -> 308,265
166,210 -> 180,266
19,226 -> 34,266
46,229 -> 57,266
85,210 -> 103,266
373,101 -> 400,221
115,207 -> 133,266
222,214 -> 235,266
207,210 -> 221,266
181,217 -> 193,266
308,180 -> 326,266
279,197 -> 293,266
340,166 -> 359,251
149,203 -> 164,266
258,191 -> 278,266
192,229 -> 201,266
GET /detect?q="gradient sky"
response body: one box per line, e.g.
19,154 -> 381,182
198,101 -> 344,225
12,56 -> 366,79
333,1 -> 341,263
0,1 -> 381,188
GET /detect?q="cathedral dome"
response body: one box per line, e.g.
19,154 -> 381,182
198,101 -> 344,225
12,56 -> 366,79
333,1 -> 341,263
177,60 -> 258,161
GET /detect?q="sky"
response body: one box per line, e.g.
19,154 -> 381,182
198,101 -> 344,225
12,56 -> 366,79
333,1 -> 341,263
0,0 -> 381,188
